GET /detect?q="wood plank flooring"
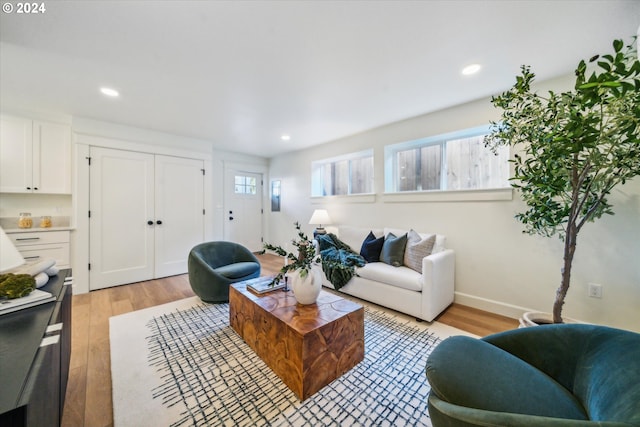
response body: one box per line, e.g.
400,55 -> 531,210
61,253 -> 518,427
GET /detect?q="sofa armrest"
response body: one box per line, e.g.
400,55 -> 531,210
420,249 -> 455,321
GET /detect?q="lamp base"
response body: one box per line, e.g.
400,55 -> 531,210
313,227 -> 327,238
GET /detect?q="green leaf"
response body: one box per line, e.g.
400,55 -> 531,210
613,39 -> 623,52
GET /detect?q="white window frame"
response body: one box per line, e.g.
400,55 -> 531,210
383,125 -> 512,202
311,149 -> 374,198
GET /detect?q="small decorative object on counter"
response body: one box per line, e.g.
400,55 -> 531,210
18,213 -> 33,229
39,216 -> 52,228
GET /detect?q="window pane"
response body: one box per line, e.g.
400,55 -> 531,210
333,160 -> 349,195
446,135 -> 509,190
235,176 -> 244,185
397,148 -> 419,191
350,156 -> 373,194
420,145 -> 442,190
321,163 -> 332,196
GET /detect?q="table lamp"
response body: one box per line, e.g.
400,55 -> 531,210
309,209 -> 332,237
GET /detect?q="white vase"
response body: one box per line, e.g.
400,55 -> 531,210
289,267 -> 322,305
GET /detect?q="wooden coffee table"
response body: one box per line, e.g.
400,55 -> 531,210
229,282 -> 364,400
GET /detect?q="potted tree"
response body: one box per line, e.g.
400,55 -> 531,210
484,38 -> 640,324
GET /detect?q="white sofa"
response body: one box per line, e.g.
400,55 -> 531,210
317,225 -> 455,322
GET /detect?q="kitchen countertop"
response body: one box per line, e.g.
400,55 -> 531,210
3,227 -> 75,233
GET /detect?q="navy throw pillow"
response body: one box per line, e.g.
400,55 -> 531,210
360,231 -> 384,263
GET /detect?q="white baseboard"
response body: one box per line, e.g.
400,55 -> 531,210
453,292 -> 534,320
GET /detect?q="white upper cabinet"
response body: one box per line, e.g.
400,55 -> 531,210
0,115 -> 72,194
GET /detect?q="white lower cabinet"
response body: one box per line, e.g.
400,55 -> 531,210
8,230 -> 71,268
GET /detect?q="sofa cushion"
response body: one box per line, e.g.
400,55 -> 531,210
426,336 -> 588,420
404,229 -> 436,272
356,262 -> 422,291
380,232 -> 407,267
360,231 -> 385,263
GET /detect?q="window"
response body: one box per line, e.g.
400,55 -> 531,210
312,150 -> 374,196
235,175 -> 257,195
385,126 -> 509,193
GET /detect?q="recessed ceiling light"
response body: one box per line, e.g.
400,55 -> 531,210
100,87 -> 120,97
281,135 -> 291,141
461,64 -> 482,76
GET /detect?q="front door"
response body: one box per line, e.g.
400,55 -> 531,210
223,169 -> 263,252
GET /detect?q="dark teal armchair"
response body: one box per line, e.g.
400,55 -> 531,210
188,241 -> 260,303
425,324 -> 640,426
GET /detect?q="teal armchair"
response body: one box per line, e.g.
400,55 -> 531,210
425,324 -> 640,426
188,241 -> 260,303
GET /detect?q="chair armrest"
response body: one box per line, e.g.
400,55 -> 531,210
420,249 -> 455,321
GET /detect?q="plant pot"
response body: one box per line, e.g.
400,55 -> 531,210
289,267 -> 322,305
519,311 -> 581,328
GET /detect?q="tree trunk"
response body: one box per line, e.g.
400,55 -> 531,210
554,220 -> 578,323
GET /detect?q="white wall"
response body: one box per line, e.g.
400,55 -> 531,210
266,74 -> 640,332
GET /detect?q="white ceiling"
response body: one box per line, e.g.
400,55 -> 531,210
1,1 -> 639,157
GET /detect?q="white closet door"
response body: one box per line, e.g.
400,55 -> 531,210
89,147 -> 155,290
154,155 -> 205,277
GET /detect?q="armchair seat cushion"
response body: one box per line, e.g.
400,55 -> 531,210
426,336 -> 587,420
215,262 -> 261,279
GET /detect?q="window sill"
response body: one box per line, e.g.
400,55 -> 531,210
311,194 -> 376,204
382,188 -> 513,203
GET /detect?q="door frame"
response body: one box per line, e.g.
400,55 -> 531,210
73,133 -> 214,294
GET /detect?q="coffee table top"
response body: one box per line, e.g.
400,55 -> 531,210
230,282 -> 363,336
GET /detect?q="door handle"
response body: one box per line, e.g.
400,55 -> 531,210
229,217 -> 234,221
156,220 -> 163,225
147,220 -> 154,225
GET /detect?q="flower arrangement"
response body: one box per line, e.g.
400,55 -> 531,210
263,221 -> 320,286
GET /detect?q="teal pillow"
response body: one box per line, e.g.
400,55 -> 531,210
380,232 -> 407,267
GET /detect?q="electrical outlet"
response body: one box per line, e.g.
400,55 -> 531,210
588,283 -> 603,298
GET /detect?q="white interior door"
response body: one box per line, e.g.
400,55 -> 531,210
224,169 -> 263,252
89,147 -> 155,290
154,155 -> 205,277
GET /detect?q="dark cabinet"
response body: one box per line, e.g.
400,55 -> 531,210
0,270 -> 72,427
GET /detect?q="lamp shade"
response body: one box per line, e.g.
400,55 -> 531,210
309,209 -> 332,226
0,226 -> 25,273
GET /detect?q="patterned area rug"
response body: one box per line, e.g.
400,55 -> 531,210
110,296 -> 464,426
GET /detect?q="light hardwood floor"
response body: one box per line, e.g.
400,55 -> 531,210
61,253 -> 518,427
